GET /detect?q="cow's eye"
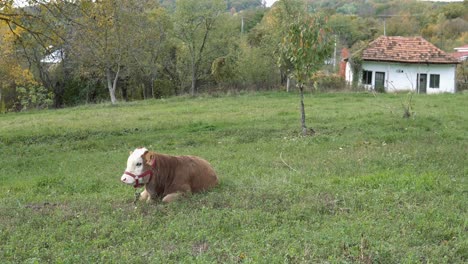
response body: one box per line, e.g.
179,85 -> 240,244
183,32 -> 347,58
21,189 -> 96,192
136,162 -> 142,166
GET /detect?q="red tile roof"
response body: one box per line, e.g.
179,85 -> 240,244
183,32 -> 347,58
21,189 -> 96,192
362,36 -> 458,64
454,44 -> 468,51
452,51 -> 468,61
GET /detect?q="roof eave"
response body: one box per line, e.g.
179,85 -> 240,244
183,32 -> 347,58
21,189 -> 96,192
363,59 -> 459,64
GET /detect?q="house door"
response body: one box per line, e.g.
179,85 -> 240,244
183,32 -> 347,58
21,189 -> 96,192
417,74 -> 427,94
375,72 -> 385,92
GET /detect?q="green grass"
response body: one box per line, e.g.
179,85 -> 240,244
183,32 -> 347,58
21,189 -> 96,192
0,91 -> 467,263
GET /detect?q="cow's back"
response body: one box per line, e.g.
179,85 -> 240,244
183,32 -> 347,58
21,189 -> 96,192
152,153 -> 218,194
174,155 -> 218,193
187,156 -> 218,192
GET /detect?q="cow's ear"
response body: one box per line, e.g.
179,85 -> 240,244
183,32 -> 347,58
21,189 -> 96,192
142,151 -> 154,165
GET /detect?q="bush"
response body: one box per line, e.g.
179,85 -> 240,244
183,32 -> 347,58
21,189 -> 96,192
311,72 -> 347,92
154,79 -> 177,98
237,45 -> 280,90
14,85 -> 54,111
456,61 -> 468,92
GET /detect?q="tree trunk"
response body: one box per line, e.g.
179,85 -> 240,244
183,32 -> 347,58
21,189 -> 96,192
286,76 -> 291,92
121,83 -> 128,102
54,49 -> 67,108
150,76 -> 155,99
0,86 -> 3,113
190,62 -> 196,96
299,84 -> 307,136
54,81 -> 65,108
106,67 -> 119,105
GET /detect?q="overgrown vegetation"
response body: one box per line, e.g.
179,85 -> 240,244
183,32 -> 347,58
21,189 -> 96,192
1,0 -> 467,110
14,85 -> 54,111
1,92 -> 466,262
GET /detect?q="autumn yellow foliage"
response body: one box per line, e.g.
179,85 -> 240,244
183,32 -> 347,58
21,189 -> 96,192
0,22 -> 38,111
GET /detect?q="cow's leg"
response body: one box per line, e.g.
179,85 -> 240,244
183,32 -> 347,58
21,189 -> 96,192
139,189 -> 153,202
162,192 -> 182,203
139,185 -> 162,203
162,184 -> 191,203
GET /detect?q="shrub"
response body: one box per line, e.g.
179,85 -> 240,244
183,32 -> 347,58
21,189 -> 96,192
14,85 -> 54,111
311,72 -> 347,91
456,60 -> 468,92
154,79 -> 177,98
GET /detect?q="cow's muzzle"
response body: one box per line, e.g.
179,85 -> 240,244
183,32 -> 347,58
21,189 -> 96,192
121,170 -> 153,188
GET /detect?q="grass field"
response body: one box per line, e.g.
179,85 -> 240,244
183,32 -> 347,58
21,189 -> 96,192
0,91 -> 467,263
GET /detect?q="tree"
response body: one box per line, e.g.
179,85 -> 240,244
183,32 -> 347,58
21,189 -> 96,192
0,1 -> 57,45
1,1 -> 75,108
126,5 -> 172,99
0,8 -> 53,112
70,0 -> 125,104
69,0 -> 160,104
227,0 -> 263,11
173,0 -> 225,96
210,13 -> 242,89
261,0 -> 306,91
279,13 -> 333,136
329,14 -> 379,48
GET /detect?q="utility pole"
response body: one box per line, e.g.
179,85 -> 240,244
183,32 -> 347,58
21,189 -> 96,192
333,35 -> 337,72
383,18 -> 386,36
378,14 -> 422,36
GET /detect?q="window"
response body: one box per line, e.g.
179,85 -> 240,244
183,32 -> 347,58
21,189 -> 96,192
362,70 -> 372,85
429,74 -> 440,88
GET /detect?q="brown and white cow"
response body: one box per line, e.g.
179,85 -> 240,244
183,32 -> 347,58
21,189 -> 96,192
120,148 -> 219,203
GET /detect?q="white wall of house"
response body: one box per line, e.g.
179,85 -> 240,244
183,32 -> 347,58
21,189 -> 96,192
346,61 -> 457,93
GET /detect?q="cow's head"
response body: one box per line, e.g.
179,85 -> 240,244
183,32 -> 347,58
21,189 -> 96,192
120,147 -> 154,188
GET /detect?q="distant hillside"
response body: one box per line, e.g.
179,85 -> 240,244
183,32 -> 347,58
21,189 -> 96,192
159,0 -> 264,12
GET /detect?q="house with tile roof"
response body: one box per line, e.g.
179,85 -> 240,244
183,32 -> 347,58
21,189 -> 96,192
453,44 -> 468,61
345,36 -> 459,93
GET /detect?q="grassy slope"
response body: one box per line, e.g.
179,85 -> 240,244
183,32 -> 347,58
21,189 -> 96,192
0,92 -> 466,263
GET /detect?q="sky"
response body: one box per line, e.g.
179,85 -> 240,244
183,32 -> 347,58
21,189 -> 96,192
265,0 -> 278,7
